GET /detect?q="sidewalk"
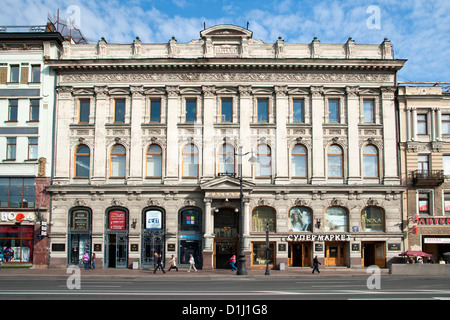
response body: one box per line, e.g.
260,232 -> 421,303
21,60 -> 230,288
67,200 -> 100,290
0,266 -> 383,278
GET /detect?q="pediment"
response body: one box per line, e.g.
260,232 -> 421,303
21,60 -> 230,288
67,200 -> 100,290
200,176 -> 255,192
200,24 -> 253,40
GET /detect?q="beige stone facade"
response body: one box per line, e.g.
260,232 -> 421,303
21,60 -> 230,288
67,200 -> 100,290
47,25 -> 406,269
398,84 -> 450,262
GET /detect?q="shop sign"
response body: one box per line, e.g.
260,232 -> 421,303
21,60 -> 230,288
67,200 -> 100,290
418,218 -> 450,226
205,192 -> 240,198
286,234 -> 351,242
424,238 -> 450,244
145,210 -> 162,230
1,212 -> 34,222
109,211 -> 126,231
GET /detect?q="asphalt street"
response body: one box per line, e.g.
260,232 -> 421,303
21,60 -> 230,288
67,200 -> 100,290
1,275 -> 449,301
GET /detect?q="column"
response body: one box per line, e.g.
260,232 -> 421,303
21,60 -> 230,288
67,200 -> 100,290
164,86 -> 180,184
346,86 -> 361,184
238,86 -> 252,179
54,86 -> 73,182
274,86 -> 289,184
435,107 -> 442,141
243,197 -> 251,250
381,87 -> 400,185
91,86 -> 108,184
310,86 -> 325,184
202,198 -> 214,270
411,107 -> 418,141
202,86 -> 215,179
128,86 -> 144,184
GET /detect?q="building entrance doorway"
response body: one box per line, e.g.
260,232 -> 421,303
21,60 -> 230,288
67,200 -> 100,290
325,242 -> 346,266
362,242 -> 385,267
214,208 -> 239,269
288,242 -> 312,267
106,232 -> 128,268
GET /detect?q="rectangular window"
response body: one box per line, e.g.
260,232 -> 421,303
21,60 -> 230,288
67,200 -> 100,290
114,99 -> 125,123
10,65 -> 19,83
28,137 -> 38,160
8,99 -> 18,121
444,193 -> 450,215
0,178 -> 35,209
328,99 -> 340,123
418,192 -> 430,215
31,65 -> 41,83
221,99 -> 232,122
444,155 -> 450,177
418,154 -> 429,173
79,99 -> 90,123
185,99 -> 197,122
417,114 -> 427,134
29,99 -> 40,121
363,100 -> 375,123
6,138 -> 16,160
293,99 -> 304,122
257,99 -> 268,122
252,242 -> 275,267
442,114 -> 450,134
149,99 -> 161,123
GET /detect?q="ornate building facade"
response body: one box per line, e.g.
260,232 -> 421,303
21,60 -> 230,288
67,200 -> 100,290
398,84 -> 450,262
47,25 -> 406,269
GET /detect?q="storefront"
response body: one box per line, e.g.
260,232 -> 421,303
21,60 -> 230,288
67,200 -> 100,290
105,207 -> 129,268
141,207 -> 165,268
423,237 -> 450,263
179,207 -> 203,269
68,207 -> 92,265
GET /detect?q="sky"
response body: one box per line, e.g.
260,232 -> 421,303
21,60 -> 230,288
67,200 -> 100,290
1,0 -> 449,83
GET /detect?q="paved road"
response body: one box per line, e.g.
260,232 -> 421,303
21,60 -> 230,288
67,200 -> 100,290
1,275 -> 450,301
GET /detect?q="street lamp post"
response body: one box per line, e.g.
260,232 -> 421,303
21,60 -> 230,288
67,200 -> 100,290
235,146 -> 256,276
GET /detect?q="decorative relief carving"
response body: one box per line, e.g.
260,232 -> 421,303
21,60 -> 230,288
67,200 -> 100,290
61,72 -> 391,84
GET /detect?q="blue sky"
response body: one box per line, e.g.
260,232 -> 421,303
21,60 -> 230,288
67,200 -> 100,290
2,0 -> 449,82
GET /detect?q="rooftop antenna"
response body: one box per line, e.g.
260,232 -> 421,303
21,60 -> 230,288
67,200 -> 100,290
203,22 -> 206,30
246,21 -> 249,29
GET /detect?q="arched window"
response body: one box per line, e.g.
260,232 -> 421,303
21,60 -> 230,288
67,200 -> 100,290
110,144 -> 126,177
289,207 -> 312,232
74,145 -> 90,178
218,144 -> 234,175
328,145 -> 343,177
146,144 -> 162,177
363,145 -> 379,177
182,144 -> 198,177
361,207 -> 384,232
256,144 -> 271,177
325,207 -> 348,232
292,144 -> 307,177
252,206 -> 276,232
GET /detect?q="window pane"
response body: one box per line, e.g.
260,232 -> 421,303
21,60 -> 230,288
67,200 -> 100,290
364,155 -> 378,177
325,207 -> 348,232
328,155 -> 342,177
114,100 -> 125,122
185,100 -> 196,122
292,155 -> 306,177
419,193 -> 429,214
219,145 -> 234,174
328,100 -> 339,122
79,100 -> 90,123
9,178 -> 23,208
252,207 -> 276,232
9,100 -> 18,121
417,114 -> 427,134
28,138 -> 38,159
147,154 -> 162,176
150,100 -> 161,122
183,154 -> 198,177
289,207 -> 312,232
444,156 -> 450,176
111,155 -> 126,176
0,178 -> 9,208
10,65 -> 19,83
257,99 -> 268,122
252,243 -> 274,266
361,207 -> 384,231
444,194 -> 450,214
23,178 -> 35,208
76,155 -> 90,177
111,145 -> 126,154
221,99 -> 232,122
293,99 -> 304,122
363,100 -> 374,123
31,65 -> 41,83
7,138 -> 16,159
442,115 -> 450,134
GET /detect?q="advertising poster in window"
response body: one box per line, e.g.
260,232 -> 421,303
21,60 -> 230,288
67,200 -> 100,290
146,210 -> 162,230
289,207 -> 311,232
109,211 -> 126,231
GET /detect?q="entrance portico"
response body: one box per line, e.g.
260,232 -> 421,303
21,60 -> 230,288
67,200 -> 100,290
201,176 -> 254,270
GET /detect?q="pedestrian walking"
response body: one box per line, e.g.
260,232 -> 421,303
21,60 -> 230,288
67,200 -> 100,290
0,249 -> 3,270
312,256 -> 321,274
187,254 -> 197,272
229,253 -> 237,271
82,251 -> 90,270
91,252 -> 96,269
153,253 -> 166,273
167,255 -> 178,272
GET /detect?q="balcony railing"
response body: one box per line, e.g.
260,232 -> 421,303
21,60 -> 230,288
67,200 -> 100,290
411,170 -> 444,186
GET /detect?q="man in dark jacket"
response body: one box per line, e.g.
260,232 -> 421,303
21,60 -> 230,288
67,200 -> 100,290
312,256 -> 321,274
153,253 -> 166,274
